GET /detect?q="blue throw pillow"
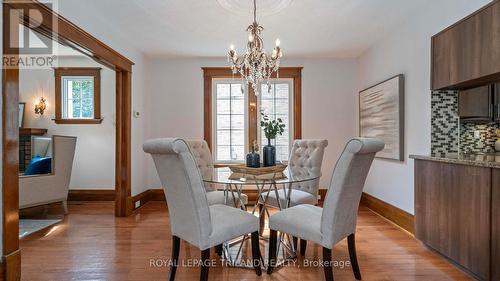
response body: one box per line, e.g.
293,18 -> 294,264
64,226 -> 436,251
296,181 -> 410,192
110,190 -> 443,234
28,155 -> 42,166
25,156 -> 52,175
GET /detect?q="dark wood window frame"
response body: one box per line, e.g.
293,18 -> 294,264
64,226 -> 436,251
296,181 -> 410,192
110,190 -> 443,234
202,67 -> 302,155
54,67 -> 102,124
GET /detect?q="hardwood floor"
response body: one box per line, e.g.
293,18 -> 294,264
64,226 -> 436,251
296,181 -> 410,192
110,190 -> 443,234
20,202 -> 473,281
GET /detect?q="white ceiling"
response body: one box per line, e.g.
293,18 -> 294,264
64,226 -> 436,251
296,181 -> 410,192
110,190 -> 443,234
59,0 -> 433,59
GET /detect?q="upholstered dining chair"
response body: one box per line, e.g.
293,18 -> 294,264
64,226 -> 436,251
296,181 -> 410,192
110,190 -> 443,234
186,140 -> 248,207
267,138 -> 384,281
263,139 -> 328,253
143,138 -> 262,281
265,139 -> 328,207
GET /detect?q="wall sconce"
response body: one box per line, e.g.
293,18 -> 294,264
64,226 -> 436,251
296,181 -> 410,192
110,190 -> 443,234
34,97 -> 46,115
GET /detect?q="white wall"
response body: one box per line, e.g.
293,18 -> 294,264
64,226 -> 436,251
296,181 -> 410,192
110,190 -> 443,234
356,0 -> 491,214
58,3 -> 150,196
145,58 -> 358,189
19,56 -> 115,189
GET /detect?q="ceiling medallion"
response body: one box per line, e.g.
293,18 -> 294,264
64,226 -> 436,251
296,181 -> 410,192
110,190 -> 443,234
217,0 -> 292,17
226,0 -> 283,96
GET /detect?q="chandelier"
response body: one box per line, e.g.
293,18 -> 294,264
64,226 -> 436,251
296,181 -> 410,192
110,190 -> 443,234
227,0 -> 283,96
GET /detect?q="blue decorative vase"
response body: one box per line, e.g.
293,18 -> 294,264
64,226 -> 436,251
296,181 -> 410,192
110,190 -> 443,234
246,151 -> 260,168
263,139 -> 276,167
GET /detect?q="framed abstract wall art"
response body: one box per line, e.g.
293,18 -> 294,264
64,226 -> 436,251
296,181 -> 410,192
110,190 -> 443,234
359,74 -> 404,161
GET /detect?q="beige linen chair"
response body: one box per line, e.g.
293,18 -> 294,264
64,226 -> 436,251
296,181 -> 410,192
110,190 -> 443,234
263,139 -> 327,253
19,135 -> 77,214
143,138 -> 262,281
186,140 -> 248,206
267,138 -> 384,281
265,139 -> 328,208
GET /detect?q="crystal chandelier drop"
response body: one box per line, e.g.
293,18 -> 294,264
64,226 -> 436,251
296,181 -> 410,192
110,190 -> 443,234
227,0 -> 283,96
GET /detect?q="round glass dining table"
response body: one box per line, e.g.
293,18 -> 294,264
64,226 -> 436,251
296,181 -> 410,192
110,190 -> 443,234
202,166 -> 321,267
202,166 -> 320,208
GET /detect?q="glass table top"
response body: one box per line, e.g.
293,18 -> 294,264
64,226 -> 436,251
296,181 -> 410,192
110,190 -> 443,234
202,166 -> 320,185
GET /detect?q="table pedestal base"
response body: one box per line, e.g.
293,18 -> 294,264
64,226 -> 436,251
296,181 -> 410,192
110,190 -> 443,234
221,181 -> 298,269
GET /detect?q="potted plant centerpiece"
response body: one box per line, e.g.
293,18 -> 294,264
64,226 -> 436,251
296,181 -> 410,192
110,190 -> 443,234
260,111 -> 285,167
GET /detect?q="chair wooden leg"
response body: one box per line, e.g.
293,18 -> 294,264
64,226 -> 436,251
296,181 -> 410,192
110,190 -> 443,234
251,231 -> 262,276
348,234 -> 362,280
259,204 -> 265,235
322,247 -> 334,281
292,236 -> 298,252
168,236 -> 180,281
200,249 -> 210,281
215,244 -> 223,257
300,239 -> 307,256
267,229 -> 277,274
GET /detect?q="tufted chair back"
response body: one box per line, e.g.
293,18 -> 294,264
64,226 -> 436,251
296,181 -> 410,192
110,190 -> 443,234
320,138 -> 384,247
143,138 -> 213,250
288,139 -> 328,198
185,140 -> 216,191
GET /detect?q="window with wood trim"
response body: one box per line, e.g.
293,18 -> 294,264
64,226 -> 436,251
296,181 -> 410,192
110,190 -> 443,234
213,80 -> 248,162
54,67 -> 102,124
259,79 -> 293,162
203,67 -> 302,164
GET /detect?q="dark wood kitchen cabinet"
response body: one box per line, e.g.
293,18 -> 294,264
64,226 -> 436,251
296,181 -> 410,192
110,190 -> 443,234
458,85 -> 492,121
493,169 -> 500,281
414,160 -> 491,280
431,1 -> 500,90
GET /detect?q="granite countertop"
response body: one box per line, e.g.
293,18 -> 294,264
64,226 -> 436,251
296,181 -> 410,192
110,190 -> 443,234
409,153 -> 500,169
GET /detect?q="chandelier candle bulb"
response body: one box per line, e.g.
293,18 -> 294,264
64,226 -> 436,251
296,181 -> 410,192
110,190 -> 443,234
275,38 -> 280,46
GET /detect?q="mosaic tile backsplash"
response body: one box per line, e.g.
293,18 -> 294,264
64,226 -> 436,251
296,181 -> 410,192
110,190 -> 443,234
431,90 -> 499,156
431,91 -> 459,157
460,123 -> 500,153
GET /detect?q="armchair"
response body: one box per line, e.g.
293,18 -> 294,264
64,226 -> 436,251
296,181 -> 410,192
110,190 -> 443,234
19,135 -> 77,214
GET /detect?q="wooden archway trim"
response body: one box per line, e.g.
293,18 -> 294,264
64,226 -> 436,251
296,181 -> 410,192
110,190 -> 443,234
2,6 -> 20,279
114,70 -> 133,217
5,0 -> 133,72
2,1 -> 133,280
